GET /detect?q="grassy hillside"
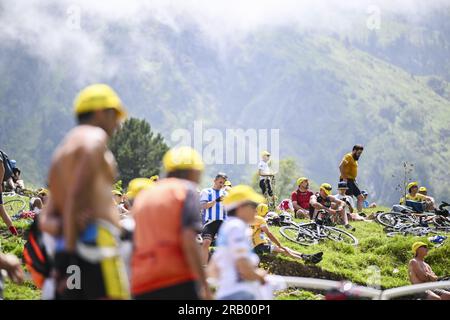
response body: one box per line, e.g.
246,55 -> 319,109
1,204 -> 449,300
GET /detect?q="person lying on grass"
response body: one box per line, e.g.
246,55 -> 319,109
408,242 -> 450,300
251,203 -> 323,264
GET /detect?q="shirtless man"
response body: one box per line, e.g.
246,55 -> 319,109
408,242 -> 450,300
40,84 -> 130,300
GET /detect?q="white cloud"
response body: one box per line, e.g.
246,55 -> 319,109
0,0 -> 447,83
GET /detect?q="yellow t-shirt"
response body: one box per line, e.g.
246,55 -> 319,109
400,193 -> 426,205
340,153 -> 358,180
251,216 -> 268,247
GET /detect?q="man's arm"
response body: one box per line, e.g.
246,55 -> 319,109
261,225 -> 282,248
0,253 -> 24,284
331,196 -> 345,211
39,196 -> 61,236
236,257 -> 266,284
0,162 -> 4,193
339,159 -> 347,180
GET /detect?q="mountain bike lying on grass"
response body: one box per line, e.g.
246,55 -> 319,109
279,210 -> 358,246
376,202 -> 450,235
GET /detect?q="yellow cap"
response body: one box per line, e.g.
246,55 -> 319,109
412,242 -> 427,255
224,180 -> 232,187
407,182 -> 418,192
74,84 -> 127,120
261,150 -> 271,157
320,183 -> 333,196
419,186 -> 427,192
223,185 -> 265,210
112,190 -> 122,196
126,178 -> 154,199
297,177 -> 308,186
149,175 -> 159,182
257,203 -> 269,217
163,147 -> 204,173
37,188 -> 49,196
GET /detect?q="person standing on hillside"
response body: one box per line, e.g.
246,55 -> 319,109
200,172 -> 228,265
258,151 -> 275,200
0,150 -> 18,235
339,145 -> 364,213
131,147 -> 211,300
39,84 -> 130,299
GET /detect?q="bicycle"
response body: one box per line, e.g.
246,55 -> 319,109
2,198 -> 27,216
279,210 -> 358,246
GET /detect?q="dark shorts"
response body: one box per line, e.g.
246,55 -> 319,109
344,179 -> 361,197
253,243 -> 274,255
259,179 -> 273,197
134,281 -> 199,300
201,220 -> 223,241
54,223 -> 129,300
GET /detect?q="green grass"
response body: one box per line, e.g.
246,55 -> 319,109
1,194 -> 39,300
1,204 -> 449,299
268,207 -> 450,294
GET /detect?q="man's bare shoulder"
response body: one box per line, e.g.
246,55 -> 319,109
62,126 -> 106,150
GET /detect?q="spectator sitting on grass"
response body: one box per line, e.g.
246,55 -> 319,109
408,242 -> 450,300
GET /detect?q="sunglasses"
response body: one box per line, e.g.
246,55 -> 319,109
323,186 -> 332,191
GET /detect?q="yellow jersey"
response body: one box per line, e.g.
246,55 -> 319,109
250,216 -> 269,247
400,193 -> 426,205
340,153 -> 358,180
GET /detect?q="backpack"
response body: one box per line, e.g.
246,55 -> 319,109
23,216 -> 52,289
0,150 -> 14,182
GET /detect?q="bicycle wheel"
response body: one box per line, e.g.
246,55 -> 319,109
376,212 -> 417,228
279,226 -> 318,246
324,226 -> 359,246
3,199 -> 26,216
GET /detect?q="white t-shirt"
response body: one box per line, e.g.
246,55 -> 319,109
258,160 -> 271,180
212,217 -> 260,299
200,188 -> 227,224
334,194 -> 354,214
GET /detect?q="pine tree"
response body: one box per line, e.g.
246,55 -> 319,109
109,118 -> 169,186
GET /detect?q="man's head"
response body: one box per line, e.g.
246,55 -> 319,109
261,150 -> 271,162
213,172 -> 227,190
12,168 -> 21,180
37,188 -> 49,204
407,182 -> 419,195
126,178 -> 154,206
361,190 -> 368,199
163,146 -> 204,184
337,181 -> 348,195
351,145 -> 364,160
418,186 -> 427,196
319,183 -> 333,198
74,84 -> 127,137
112,190 -> 123,204
412,242 -> 428,258
297,177 -> 309,191
223,185 -> 265,224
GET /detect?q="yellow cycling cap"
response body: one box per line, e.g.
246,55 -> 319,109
412,242 -> 427,255
407,182 -> 418,192
261,150 -> 271,157
419,186 -> 427,192
297,177 -> 308,186
224,180 -> 232,187
163,147 -> 204,173
149,175 -> 159,182
320,183 -> 333,196
112,190 -> 122,196
127,178 -> 154,199
74,84 -> 127,120
223,185 -> 265,210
